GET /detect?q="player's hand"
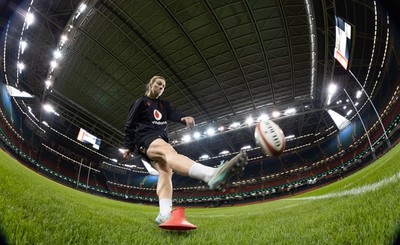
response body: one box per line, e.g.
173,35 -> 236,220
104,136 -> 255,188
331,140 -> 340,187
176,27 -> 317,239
122,149 -> 131,160
181,116 -> 195,128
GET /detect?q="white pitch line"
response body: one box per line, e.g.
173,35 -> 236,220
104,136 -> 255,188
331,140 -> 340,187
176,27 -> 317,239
290,170 -> 400,201
291,147 -> 400,201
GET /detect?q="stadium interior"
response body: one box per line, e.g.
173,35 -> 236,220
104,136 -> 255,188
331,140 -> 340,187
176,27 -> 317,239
1,0 -> 400,207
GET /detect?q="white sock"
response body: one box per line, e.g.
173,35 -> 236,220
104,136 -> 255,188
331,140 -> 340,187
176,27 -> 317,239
188,162 -> 216,183
159,198 -> 172,216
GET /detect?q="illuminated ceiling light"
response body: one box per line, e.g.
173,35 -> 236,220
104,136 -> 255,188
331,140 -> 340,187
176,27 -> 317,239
229,122 -> 240,129
41,121 -> 49,127
53,50 -> 62,59
182,134 -> 191,142
284,108 -> 296,115
50,60 -> 58,70
257,114 -> 269,122
111,158 -> 118,163
346,110 -> 353,116
25,12 -> 34,29
43,103 -> 59,116
199,154 -> 210,160
43,104 -> 55,113
241,145 -> 251,150
20,40 -> 27,54
356,90 -> 362,99
45,80 -> 52,89
328,83 -> 337,94
75,3 -> 87,19
217,126 -> 224,131
343,106 -> 347,110
60,35 -> 68,45
245,116 -> 254,125
17,62 -> 25,72
285,135 -> 295,139
118,148 -> 126,153
219,150 -> 229,155
206,127 -> 215,136
78,3 -> 87,12
272,111 -> 281,118
354,102 -> 359,107
193,132 -> 201,139
326,83 -> 337,105
346,99 -> 349,102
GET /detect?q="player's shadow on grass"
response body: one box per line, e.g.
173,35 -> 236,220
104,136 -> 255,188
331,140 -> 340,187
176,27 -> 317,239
393,225 -> 400,245
161,229 -> 196,237
0,229 -> 8,245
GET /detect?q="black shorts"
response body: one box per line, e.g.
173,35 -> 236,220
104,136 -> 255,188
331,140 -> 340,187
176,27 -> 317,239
137,135 -> 168,162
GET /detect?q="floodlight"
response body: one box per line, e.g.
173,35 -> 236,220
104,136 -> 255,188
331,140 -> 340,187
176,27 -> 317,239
229,122 -> 240,129
78,3 -> 87,12
272,111 -> 281,118
25,12 -> 34,29
245,116 -> 254,125
45,80 -> 52,89
182,134 -> 191,142
54,50 -> 62,59
17,62 -> 25,71
328,83 -> 337,94
43,104 -> 55,113
193,132 -> 201,139
206,128 -> 215,136
61,35 -> 68,42
20,40 -> 27,54
284,108 -> 296,115
326,83 -> 338,105
199,154 -> 209,160
50,60 -> 58,69
43,103 -> 59,116
356,90 -> 362,99
219,150 -> 229,155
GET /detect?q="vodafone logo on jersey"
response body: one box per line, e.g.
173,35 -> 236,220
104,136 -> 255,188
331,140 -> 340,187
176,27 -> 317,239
153,109 -> 162,121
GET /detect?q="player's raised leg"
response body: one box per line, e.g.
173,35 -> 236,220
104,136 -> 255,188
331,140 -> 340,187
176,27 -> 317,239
208,151 -> 248,191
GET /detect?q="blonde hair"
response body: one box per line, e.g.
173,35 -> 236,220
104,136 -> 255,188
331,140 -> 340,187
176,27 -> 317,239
145,75 -> 166,96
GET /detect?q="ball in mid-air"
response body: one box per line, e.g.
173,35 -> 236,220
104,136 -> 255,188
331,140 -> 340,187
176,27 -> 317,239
254,120 -> 286,156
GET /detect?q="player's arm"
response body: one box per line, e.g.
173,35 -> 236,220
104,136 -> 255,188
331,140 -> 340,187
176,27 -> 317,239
123,99 -> 141,159
165,100 -> 195,128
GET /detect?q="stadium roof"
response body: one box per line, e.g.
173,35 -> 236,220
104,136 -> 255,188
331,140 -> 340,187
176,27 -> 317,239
1,0 -> 398,161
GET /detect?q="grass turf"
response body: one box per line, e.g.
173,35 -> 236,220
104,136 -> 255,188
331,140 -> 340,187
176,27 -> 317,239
1,144 -> 400,244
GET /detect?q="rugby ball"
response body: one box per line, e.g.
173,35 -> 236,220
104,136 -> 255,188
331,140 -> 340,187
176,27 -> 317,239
254,120 -> 286,156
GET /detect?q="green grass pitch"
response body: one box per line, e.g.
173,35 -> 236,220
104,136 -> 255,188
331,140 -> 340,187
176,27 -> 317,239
1,144 -> 400,244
